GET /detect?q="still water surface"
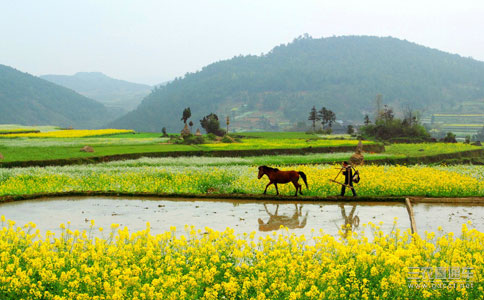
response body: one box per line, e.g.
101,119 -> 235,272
0,197 -> 482,237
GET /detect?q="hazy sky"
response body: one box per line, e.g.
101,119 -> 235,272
1,0 -> 483,85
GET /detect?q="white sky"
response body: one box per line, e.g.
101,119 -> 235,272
1,0 -> 483,85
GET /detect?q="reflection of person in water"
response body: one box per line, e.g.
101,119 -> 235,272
258,204 -> 308,231
339,203 -> 360,237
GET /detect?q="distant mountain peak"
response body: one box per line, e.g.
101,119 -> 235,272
0,64 -> 113,128
40,71 -> 152,112
74,71 -> 107,78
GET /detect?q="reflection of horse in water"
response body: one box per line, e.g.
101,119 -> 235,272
339,204 -> 360,237
258,204 -> 308,231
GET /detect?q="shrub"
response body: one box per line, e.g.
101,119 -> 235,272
360,119 -> 430,142
183,135 -> 205,144
221,135 -> 234,143
440,132 -> 457,143
206,133 -> 217,141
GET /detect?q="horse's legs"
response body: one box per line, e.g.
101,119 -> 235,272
274,183 -> 279,195
296,204 -> 303,216
292,181 -> 301,196
264,182 -> 272,194
292,204 -> 299,219
292,181 -> 299,196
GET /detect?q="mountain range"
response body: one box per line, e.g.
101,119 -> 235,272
41,72 -> 152,113
3,36 -> 484,132
109,36 -> 484,132
0,64 -> 116,128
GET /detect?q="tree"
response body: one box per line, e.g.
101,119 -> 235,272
318,107 -> 328,128
188,120 -> 194,132
347,125 -> 355,135
325,110 -> 336,129
181,107 -> 191,124
402,105 -> 419,127
319,107 -> 336,130
380,105 -> 394,123
308,106 -> 319,131
360,102 -> 430,142
360,110 -> 430,142
441,132 -> 457,143
200,113 -> 225,136
161,127 -> 168,137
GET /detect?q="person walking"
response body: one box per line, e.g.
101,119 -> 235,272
340,161 -> 357,197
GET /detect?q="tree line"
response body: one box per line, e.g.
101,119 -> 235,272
359,103 -> 430,142
308,106 -> 336,133
179,107 -> 226,136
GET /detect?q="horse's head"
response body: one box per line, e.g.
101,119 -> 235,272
258,166 -> 265,179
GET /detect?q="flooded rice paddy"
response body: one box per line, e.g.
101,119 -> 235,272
1,197 -> 483,237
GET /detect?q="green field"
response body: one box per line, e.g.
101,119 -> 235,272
234,132 -> 354,139
384,143 -> 480,157
0,131 -> 481,165
0,132 -> 375,163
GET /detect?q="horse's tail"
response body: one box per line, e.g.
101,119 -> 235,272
298,171 -> 308,189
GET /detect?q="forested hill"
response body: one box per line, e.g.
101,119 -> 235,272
41,72 -> 152,112
109,36 -> 484,132
0,65 -> 113,128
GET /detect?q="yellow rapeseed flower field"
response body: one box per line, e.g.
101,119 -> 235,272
206,139 -> 369,150
1,164 -> 483,197
0,129 -> 134,138
0,218 -> 482,299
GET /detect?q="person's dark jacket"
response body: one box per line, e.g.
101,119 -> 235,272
343,167 -> 353,185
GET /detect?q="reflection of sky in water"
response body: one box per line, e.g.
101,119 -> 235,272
413,203 -> 484,234
0,197 -> 481,239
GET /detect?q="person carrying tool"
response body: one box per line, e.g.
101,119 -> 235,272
340,161 -> 357,197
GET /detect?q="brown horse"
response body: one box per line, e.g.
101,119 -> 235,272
258,166 -> 308,196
